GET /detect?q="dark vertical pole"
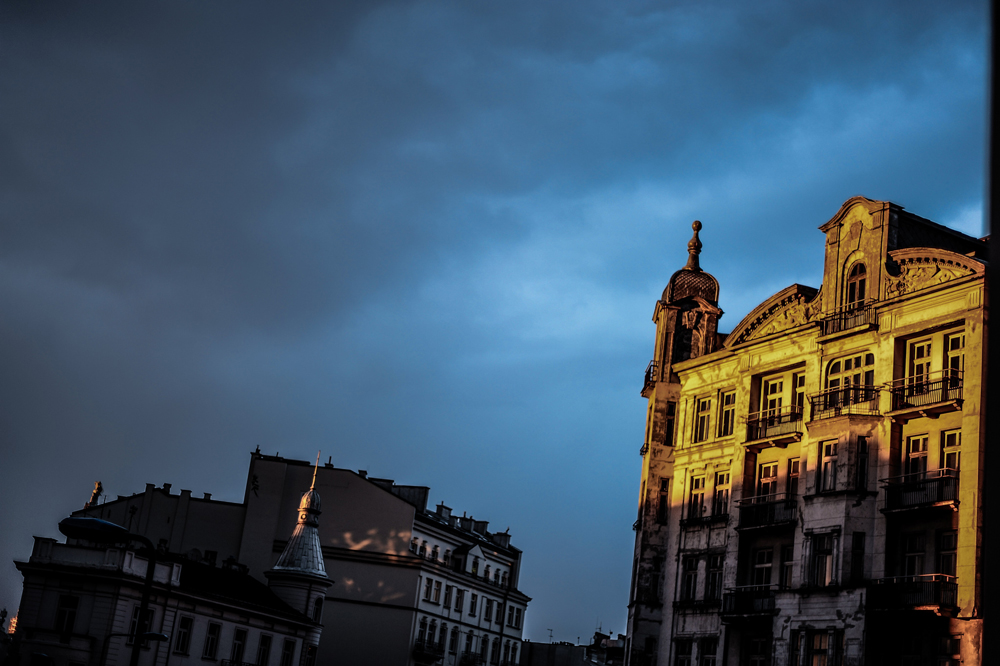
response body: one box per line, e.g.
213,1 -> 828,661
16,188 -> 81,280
984,2 -> 999,665
129,538 -> 156,666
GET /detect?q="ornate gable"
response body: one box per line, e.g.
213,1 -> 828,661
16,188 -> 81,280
884,248 -> 985,299
724,284 -> 819,347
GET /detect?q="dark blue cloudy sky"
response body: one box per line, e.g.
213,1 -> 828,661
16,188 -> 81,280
0,0 -> 988,641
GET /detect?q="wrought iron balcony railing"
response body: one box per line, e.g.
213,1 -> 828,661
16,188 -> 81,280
721,585 -> 778,618
882,469 -> 959,511
867,574 -> 958,611
642,360 -> 659,394
745,406 -> 803,443
808,385 -> 880,420
737,492 -> 796,529
888,370 -> 963,411
819,301 -> 878,336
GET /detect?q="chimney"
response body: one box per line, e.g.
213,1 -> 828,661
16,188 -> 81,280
162,483 -> 172,493
491,531 -> 511,549
436,503 -> 452,520
203,493 -> 212,500
359,470 -> 368,479
473,520 -> 488,535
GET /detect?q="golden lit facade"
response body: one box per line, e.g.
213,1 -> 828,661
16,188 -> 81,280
628,197 -> 986,666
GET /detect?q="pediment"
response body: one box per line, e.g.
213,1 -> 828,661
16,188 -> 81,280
884,248 -> 984,299
725,284 -> 819,348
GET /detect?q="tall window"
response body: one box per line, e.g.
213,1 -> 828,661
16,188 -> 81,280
752,548 -> 773,586
431,545 -> 439,561
203,623 -> 221,660
787,459 -> 800,497
231,629 -> 248,665
174,616 -> 193,655
465,632 -> 473,655
942,431 -> 961,471
666,401 -> 677,445
712,472 -> 730,516
820,441 -> 837,492
507,605 -> 515,626
763,377 -> 783,416
313,596 -> 324,622
850,533 -> 866,585
675,639 -> 693,666
484,599 -> 493,622
945,332 -> 965,385
469,593 -> 478,616
906,435 -> 929,476
449,627 -> 459,654
280,640 -> 296,666
780,544 -> 794,589
719,391 -> 736,437
909,340 -> 932,388
688,476 -> 706,519
826,353 -> 875,406
514,608 -> 522,628
256,635 -> 272,666
444,585 -> 453,607
794,373 -> 807,413
680,556 -> 698,601
424,578 -> 433,601
903,533 -> 925,576
127,607 -> 154,647
695,397 -> 712,442
938,531 -> 958,577
657,478 -> 671,524
811,534 -> 835,587
700,637 -> 718,666
706,554 -> 724,601
748,637 -> 770,666
418,618 -> 428,643
855,437 -> 869,491
802,631 -> 836,666
433,581 -> 442,603
439,623 -> 448,647
455,589 -> 464,612
846,263 -> 866,306
429,621 -> 437,646
491,638 -> 500,665
55,595 -> 78,636
757,462 -> 778,497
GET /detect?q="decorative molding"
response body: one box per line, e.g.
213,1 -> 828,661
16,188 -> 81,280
884,249 -> 984,299
725,285 -> 820,347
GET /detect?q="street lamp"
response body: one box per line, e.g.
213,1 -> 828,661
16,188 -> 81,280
58,517 -> 159,666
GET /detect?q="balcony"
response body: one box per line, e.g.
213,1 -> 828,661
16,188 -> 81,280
808,385 -> 880,421
721,585 -> 778,621
413,640 -> 446,664
886,371 -> 963,423
819,302 -> 878,337
737,493 -> 796,530
881,469 -> 959,512
867,574 -> 958,613
641,360 -> 659,396
745,406 -> 803,450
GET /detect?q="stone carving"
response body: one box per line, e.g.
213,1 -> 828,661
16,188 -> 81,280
885,253 -> 981,299
729,291 -> 817,346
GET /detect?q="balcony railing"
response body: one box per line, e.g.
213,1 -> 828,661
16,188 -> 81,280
820,301 -> 878,336
882,469 -> 959,511
867,574 -> 958,611
737,492 -> 796,529
642,360 -> 659,394
808,385 -> 880,420
413,640 -> 446,664
888,370 -> 963,412
721,585 -> 777,618
745,406 -> 803,444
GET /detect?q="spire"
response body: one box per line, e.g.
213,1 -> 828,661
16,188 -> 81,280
311,451 -> 320,490
270,459 -> 327,578
684,220 -> 702,271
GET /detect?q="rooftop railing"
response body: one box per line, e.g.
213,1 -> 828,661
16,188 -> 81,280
642,360 -> 659,394
888,370 -> 963,411
737,492 -> 796,529
882,469 -> 959,511
820,301 -> 878,336
867,574 -> 957,611
745,406 -> 803,443
808,385 -> 880,420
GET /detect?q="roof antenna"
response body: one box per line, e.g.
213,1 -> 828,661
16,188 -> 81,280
311,451 -> 321,490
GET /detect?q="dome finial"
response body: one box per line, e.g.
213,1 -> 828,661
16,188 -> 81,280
684,220 -> 702,271
311,451 -> 320,490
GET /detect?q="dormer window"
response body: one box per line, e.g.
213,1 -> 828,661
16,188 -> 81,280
845,263 -> 867,307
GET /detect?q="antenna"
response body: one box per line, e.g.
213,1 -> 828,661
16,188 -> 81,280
311,451 -> 321,489
547,628 -> 554,642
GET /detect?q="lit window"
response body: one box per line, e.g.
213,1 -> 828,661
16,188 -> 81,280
810,534 -> 835,587
846,263 -> 866,306
909,340 -> 933,388
688,476 -> 706,519
787,458 -> 800,497
820,441 -> 837,492
719,391 -> 736,437
757,462 -> 778,497
946,332 -> 965,388
712,472 -> 730,516
942,430 -> 961,471
906,435 -> 929,477
695,397 -> 712,442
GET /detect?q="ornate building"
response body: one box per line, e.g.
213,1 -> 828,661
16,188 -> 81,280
626,197 -> 986,666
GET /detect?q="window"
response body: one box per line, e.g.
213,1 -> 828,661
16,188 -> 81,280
657,478 -> 671,524
712,472 -> 730,516
752,548 -> 773,586
719,391 -> 736,437
429,621 -> 437,646
491,638 -> 501,665
906,435 -> 928,477
846,263 -> 866,306
798,631 -> 838,666
231,629 -> 248,665
793,373 -> 806,413
706,554 -> 723,601
55,595 -> 78,636
700,637 -> 718,666
424,577 -> 433,601
757,462 -> 778,497
174,616 -> 193,655
680,557 -> 698,601
763,377 -> 783,416
127,607 -> 154,647
472,557 -> 479,575
514,608 -> 522,629
444,549 -> 452,565
410,538 -> 419,553
748,637 -> 770,666
938,531 -> 958,577
484,599 -> 493,622
449,627 -> 459,654
820,441 -> 837,492
688,476 -> 706,519
666,401 -> 678,445
825,353 -> 875,408
419,540 -> 427,557
312,596 -> 323,622
503,641 -> 511,664
787,459 -> 800,497
303,645 -> 316,666
507,604 -> 515,626
501,571 -> 508,588
511,644 -> 519,664
780,545 -> 794,589
909,340 -> 933,387
811,534 -> 835,587
433,581 -> 442,603
480,634 -> 489,661
465,632 -> 474,655
695,397 -> 712,442
444,585 -> 453,607
256,634 -> 272,666
431,545 -> 439,560
903,533 -> 925,576
849,533 -> 865,585
945,332 -> 965,385
203,623 -> 221,660
438,623 -> 447,648
455,589 -> 464,612
855,437 -> 868,491
484,565 -> 491,580
279,640 -> 296,666
942,431 -> 961,471
675,638 -> 693,666
493,570 -> 500,585
469,593 -> 478,616
418,617 -> 428,643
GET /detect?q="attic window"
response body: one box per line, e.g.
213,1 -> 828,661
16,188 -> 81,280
846,263 -> 867,307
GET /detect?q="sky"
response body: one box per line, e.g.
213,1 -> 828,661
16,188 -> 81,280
0,0 -> 989,643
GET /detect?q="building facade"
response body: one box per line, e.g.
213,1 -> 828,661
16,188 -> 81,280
628,197 -> 985,666
27,451 -> 528,666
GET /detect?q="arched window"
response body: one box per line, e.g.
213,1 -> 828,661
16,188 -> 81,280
480,635 -> 489,659
845,263 -> 867,307
465,631 -> 474,655
418,618 -> 427,643
439,623 -> 447,647
491,637 -> 501,664
819,353 -> 876,414
428,621 -> 437,646
484,565 -> 491,580
312,596 -> 323,623
449,626 -> 459,654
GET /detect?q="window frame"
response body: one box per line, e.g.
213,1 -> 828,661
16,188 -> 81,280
719,391 -> 736,437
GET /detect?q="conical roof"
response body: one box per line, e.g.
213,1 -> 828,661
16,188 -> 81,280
271,460 -> 327,578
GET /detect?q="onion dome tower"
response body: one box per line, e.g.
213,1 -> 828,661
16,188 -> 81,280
266,454 -> 332,657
